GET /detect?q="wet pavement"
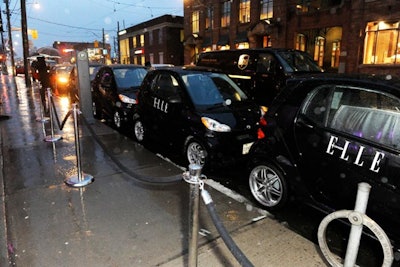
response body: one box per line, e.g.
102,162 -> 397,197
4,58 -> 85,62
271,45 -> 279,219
0,74 -> 327,266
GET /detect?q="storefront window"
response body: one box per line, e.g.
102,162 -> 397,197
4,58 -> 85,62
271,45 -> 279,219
364,21 -> 400,64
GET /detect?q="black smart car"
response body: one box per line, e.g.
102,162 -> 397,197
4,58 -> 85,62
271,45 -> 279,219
133,66 -> 263,168
91,64 -> 147,129
197,48 -> 324,107
248,73 -> 400,251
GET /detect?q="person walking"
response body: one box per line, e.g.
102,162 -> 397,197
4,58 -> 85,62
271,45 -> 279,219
36,56 -> 50,108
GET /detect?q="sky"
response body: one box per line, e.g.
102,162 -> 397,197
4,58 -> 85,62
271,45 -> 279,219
5,0 -> 184,58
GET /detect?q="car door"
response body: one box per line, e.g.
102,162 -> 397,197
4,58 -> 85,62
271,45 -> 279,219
140,72 -> 185,142
293,83 -> 400,219
98,68 -> 116,115
254,52 -> 281,106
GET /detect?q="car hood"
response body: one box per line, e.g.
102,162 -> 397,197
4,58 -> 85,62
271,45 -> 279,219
198,101 -> 260,131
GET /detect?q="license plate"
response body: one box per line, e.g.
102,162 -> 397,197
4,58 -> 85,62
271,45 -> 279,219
242,142 -> 253,155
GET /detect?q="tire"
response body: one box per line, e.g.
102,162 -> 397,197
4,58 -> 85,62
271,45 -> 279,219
249,163 -> 288,210
113,110 -> 122,129
133,119 -> 145,142
185,140 -> 207,167
92,100 -> 101,119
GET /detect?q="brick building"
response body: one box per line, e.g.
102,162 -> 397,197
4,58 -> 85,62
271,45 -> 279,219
118,15 -> 184,66
183,0 -> 400,75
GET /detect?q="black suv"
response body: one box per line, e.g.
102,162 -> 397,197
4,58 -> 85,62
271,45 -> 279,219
248,73 -> 400,252
133,66 -> 263,168
197,48 -> 323,106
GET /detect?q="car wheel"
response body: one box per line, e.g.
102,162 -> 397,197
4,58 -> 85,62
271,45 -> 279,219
133,119 -> 145,142
249,163 -> 287,209
113,110 -> 122,128
92,100 -> 101,119
186,140 -> 207,167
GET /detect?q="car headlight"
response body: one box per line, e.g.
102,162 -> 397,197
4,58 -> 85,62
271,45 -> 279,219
119,94 -> 136,104
201,117 -> 231,132
58,76 -> 69,84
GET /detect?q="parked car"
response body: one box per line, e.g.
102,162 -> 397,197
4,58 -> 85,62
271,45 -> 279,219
91,64 -> 147,129
196,48 -> 324,106
133,66 -> 263,168
49,64 -> 76,97
247,73 -> 400,250
15,64 -> 25,75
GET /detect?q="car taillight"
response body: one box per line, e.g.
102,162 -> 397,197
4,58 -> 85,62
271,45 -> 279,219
257,128 -> 265,139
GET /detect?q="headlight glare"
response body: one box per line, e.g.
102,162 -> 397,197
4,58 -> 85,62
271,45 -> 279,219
119,94 -> 136,104
201,117 -> 231,132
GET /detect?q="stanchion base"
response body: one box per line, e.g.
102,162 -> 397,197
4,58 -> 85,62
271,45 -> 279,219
65,173 -> 94,187
44,135 -> 62,142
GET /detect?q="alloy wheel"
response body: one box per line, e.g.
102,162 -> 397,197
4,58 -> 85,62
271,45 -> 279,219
249,164 -> 286,209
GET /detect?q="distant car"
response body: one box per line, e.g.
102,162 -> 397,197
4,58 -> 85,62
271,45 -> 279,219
133,66 -> 263,168
248,73 -> 400,250
91,64 -> 147,129
15,64 -> 25,75
49,64 -> 76,96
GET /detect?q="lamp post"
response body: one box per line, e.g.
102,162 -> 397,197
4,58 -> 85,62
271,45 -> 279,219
21,0 -> 31,87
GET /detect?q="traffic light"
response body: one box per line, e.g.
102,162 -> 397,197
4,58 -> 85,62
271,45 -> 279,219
31,29 -> 38,39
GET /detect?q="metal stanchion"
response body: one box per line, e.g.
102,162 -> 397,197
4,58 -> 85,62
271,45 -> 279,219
44,88 -> 62,142
183,164 -> 202,267
64,103 -> 94,188
36,85 -> 49,123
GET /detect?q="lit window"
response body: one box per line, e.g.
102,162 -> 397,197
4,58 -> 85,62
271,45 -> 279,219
192,11 -> 200,33
221,1 -> 231,28
260,0 -> 273,20
364,21 -> 400,64
239,0 -> 250,23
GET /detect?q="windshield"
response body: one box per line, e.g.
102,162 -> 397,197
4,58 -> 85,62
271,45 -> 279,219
114,68 -> 147,89
278,51 -> 323,72
183,72 -> 248,108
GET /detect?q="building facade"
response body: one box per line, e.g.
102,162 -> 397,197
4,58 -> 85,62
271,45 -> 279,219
183,0 -> 400,75
53,41 -> 112,64
118,15 -> 184,66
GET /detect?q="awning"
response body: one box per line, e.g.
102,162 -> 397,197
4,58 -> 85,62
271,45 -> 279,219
234,31 -> 248,43
217,35 -> 229,46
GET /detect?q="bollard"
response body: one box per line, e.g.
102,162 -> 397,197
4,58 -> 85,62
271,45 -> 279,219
44,88 -> 62,142
185,164 -> 202,267
64,103 -> 94,187
344,182 -> 371,267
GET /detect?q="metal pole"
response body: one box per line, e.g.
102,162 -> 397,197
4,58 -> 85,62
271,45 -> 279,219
344,182 -> 371,267
188,164 -> 202,267
44,88 -> 61,142
4,0 -> 14,75
64,103 -> 94,187
20,0 -> 31,87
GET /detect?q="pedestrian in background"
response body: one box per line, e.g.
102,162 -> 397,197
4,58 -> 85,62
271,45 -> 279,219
36,56 -> 50,107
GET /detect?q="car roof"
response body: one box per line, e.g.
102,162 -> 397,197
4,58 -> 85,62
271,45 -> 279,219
286,73 -> 400,92
147,65 -> 225,75
102,64 -> 146,69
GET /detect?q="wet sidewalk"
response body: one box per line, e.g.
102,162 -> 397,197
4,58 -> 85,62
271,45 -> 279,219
0,75 -> 327,266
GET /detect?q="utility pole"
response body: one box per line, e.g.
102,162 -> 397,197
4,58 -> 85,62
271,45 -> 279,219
4,0 -> 15,75
21,0 -> 31,87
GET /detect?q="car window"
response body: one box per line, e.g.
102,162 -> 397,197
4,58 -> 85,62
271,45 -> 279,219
278,51 -> 323,72
302,85 -> 400,149
114,68 -> 147,89
183,73 -> 247,107
151,73 -> 179,99
256,53 -> 276,73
